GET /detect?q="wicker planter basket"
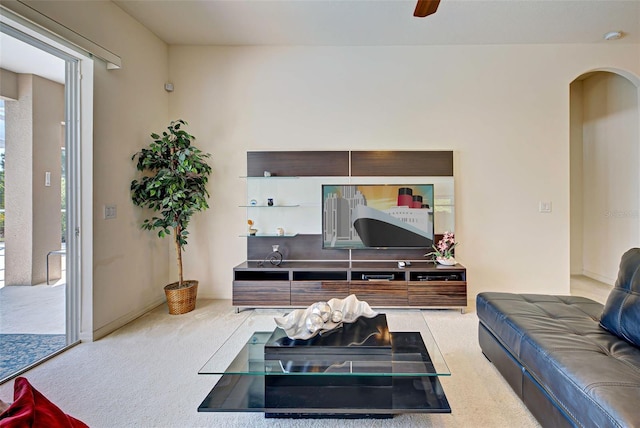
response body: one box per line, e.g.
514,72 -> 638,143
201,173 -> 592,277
164,280 -> 198,315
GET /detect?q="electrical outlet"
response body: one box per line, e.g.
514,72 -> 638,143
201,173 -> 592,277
539,201 -> 552,213
104,204 -> 117,220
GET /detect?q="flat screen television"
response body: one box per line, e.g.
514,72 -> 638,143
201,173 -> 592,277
322,184 -> 434,249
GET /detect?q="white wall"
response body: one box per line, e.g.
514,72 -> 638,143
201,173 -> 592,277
9,2 -> 640,326
168,44 -> 639,300
581,72 -> 639,284
24,1 -> 171,337
570,82 -> 584,274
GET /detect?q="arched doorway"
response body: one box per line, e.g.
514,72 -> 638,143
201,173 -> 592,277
570,69 -> 640,299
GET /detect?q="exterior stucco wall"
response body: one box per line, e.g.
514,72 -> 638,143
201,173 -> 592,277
0,68 -> 18,100
4,74 -> 63,285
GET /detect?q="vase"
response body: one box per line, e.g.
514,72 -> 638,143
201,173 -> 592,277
268,245 -> 283,266
436,257 -> 456,266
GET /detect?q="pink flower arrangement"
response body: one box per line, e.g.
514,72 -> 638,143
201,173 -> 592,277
425,231 -> 458,260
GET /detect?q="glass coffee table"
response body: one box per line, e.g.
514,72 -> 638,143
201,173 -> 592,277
198,309 -> 451,418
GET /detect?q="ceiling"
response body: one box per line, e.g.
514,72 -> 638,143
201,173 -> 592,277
112,0 -> 640,46
0,34 -> 65,84
0,0 -> 638,87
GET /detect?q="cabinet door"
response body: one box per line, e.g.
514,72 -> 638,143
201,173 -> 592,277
408,281 -> 467,306
348,281 -> 408,306
232,281 -> 290,306
290,281 -> 350,306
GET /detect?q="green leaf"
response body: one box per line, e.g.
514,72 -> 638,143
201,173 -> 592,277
131,119 -> 212,274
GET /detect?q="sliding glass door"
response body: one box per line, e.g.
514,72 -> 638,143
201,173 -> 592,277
0,17 -> 87,382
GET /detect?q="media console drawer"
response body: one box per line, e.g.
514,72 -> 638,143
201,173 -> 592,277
233,281 -> 291,306
290,281 -> 350,306
348,281 -> 408,306
408,281 -> 467,306
232,262 -> 467,310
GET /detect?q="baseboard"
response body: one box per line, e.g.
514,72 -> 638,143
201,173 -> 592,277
581,270 -> 615,286
198,292 -> 233,300
92,297 -> 166,341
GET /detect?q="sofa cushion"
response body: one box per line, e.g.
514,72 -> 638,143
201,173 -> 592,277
0,377 -> 88,428
600,248 -> 640,347
477,292 -> 640,428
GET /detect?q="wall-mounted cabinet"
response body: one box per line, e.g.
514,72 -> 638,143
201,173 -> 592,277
236,150 -> 465,310
247,151 -> 350,177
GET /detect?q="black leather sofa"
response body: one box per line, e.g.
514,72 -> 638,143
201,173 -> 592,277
477,248 -> 640,428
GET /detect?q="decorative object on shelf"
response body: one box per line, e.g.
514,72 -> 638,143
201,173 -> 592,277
263,170 -> 271,177
274,294 -> 377,340
276,227 -> 285,236
425,231 -> 458,266
258,244 -> 283,266
436,258 -> 456,266
247,219 -> 257,235
131,119 -> 211,315
267,198 -> 274,206
267,244 -> 283,266
249,199 -> 257,206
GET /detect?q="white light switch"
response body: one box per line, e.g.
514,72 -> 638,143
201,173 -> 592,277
104,204 -> 117,220
45,172 -> 51,187
539,201 -> 552,213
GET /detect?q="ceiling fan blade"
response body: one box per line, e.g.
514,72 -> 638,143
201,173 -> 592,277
414,0 -> 441,17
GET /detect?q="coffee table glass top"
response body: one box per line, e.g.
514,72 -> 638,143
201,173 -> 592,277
199,309 -> 450,377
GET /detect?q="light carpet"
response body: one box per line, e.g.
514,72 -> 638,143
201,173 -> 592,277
0,300 -> 540,427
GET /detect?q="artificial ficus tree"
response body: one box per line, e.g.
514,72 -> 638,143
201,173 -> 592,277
131,120 -> 212,287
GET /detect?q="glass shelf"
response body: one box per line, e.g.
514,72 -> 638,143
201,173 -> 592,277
240,176 -> 299,179
242,234 -> 298,238
240,205 -> 300,208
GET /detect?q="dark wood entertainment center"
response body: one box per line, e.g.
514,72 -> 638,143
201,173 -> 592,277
233,150 -> 467,311
234,260 -> 466,309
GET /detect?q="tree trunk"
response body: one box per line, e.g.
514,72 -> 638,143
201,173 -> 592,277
174,225 -> 183,287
